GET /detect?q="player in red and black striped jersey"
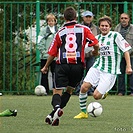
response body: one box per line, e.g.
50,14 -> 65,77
41,6 -> 99,126
48,21 -> 98,64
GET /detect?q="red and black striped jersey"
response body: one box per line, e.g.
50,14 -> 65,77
48,21 -> 98,64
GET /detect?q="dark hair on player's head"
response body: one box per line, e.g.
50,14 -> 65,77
64,7 -> 76,21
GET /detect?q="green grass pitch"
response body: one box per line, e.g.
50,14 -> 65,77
0,95 -> 133,133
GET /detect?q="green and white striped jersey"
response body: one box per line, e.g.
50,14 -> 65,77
93,31 -> 131,74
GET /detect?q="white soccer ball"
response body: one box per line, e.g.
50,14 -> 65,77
34,85 -> 46,96
87,102 -> 103,117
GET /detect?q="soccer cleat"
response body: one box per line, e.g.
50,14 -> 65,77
11,109 -> 17,116
45,115 -> 52,125
102,92 -> 108,99
52,118 -> 59,126
74,112 -> 88,119
51,108 -> 63,126
0,109 -> 17,117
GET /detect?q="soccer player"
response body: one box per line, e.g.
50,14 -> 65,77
41,6 -> 99,126
74,16 -> 133,119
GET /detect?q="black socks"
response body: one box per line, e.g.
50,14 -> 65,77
60,92 -> 71,109
51,94 -> 61,110
51,92 -> 71,113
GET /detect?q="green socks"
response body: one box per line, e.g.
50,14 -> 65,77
79,92 -> 87,113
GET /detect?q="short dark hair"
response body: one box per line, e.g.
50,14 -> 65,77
98,16 -> 112,27
64,7 -> 76,21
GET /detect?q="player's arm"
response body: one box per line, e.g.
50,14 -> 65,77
92,44 -> 99,56
115,32 -> 132,74
124,51 -> 133,75
41,33 -> 60,74
85,28 -> 99,56
41,55 -> 55,74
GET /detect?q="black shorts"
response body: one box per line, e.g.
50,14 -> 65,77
54,63 -> 84,89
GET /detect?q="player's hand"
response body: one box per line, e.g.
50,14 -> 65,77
92,50 -> 99,56
85,51 -> 93,57
126,66 -> 133,75
41,66 -> 48,74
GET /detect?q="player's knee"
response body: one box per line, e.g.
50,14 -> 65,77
93,93 -> 101,100
66,87 -> 74,94
81,82 -> 91,93
81,85 -> 88,93
93,89 -> 103,100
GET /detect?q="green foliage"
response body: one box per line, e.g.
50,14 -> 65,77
0,2 -> 132,94
0,40 -> 36,94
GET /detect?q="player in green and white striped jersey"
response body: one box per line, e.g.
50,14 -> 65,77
74,16 -> 133,119
94,31 -> 130,75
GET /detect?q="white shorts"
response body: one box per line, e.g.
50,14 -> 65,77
84,67 -> 117,94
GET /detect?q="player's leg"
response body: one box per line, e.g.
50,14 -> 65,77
51,89 -> 64,126
45,89 -> 63,126
74,67 -> 98,119
60,63 -> 84,109
93,71 -> 117,100
49,87 -> 74,126
74,81 -> 91,119
45,64 -> 68,126
60,86 -> 74,109
93,89 -> 103,100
